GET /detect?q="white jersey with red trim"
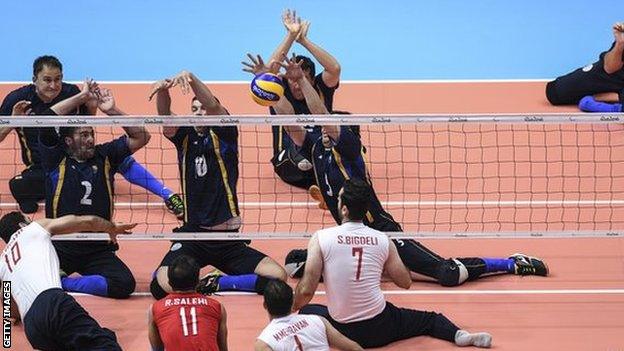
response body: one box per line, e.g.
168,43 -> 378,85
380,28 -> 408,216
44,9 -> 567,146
316,221 -> 389,323
0,222 -> 61,320
258,313 -> 328,351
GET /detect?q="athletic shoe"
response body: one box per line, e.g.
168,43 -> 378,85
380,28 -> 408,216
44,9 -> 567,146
165,193 -> 185,219
284,249 -> 307,278
309,185 -> 329,210
509,253 -> 549,276
197,272 -> 222,295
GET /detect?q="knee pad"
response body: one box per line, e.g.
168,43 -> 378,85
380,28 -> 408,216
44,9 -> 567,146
438,259 -> 469,287
150,278 -> 168,300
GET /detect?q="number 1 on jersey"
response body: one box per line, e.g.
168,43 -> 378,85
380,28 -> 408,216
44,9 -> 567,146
352,247 -> 363,280
4,242 -> 22,273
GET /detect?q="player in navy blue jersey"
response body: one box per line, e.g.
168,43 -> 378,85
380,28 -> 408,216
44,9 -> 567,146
243,9 -> 340,190
148,71 -> 286,299
37,81 -> 150,299
276,56 -> 548,287
547,22 -> 624,113
0,55 -> 184,217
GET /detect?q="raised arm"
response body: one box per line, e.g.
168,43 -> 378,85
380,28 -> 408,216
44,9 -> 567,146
383,241 -> 412,289
293,233 -> 323,311
149,79 -> 178,138
281,55 -> 339,141
604,23 -> 624,74
173,71 -> 227,115
267,9 -> 303,72
296,21 -> 341,88
98,88 -> 151,153
49,79 -> 97,116
35,215 -> 136,243
147,304 -> 165,351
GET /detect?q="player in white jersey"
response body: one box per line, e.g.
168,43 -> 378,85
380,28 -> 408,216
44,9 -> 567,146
0,211 -> 135,350
292,179 -> 493,349
256,279 -> 362,351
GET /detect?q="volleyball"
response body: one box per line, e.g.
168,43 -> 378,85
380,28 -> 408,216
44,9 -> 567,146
250,73 -> 284,106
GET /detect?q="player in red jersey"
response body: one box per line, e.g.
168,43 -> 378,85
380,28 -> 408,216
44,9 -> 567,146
148,255 -> 228,351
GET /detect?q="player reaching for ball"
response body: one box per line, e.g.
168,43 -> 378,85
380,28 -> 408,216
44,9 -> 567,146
242,9 -> 341,192
147,70 -> 287,299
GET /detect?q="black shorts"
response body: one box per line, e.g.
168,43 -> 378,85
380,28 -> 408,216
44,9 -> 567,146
546,61 -> 624,105
9,166 -> 45,202
299,302 -> 458,348
24,288 -> 121,351
157,226 -> 267,275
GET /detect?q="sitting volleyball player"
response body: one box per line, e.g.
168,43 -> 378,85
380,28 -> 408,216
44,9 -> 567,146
274,55 -> 548,288
0,55 -> 184,217
0,212 -> 135,350
293,179 -> 492,348
256,279 -> 363,351
546,22 -> 624,113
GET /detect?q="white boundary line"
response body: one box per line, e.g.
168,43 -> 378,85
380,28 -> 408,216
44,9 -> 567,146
3,200 -> 624,208
0,79 -> 551,85
69,288 -> 624,298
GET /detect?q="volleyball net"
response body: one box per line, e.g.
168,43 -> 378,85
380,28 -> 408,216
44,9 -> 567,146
1,113 -> 623,240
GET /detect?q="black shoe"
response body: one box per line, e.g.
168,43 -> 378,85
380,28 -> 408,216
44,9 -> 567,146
19,201 -> 38,214
165,194 -> 185,219
509,253 -> 549,276
285,249 -> 308,278
197,273 -> 222,295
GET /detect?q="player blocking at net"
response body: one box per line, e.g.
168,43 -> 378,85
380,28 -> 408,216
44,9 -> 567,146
0,55 -> 185,218
272,55 -> 548,287
35,80 -> 147,299
0,212 -> 135,350
148,70 -> 287,299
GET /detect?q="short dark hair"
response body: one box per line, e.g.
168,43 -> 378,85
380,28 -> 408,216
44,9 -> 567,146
331,110 -> 361,139
263,279 -> 293,317
58,127 -> 77,143
0,212 -> 28,243
33,55 -> 63,77
168,255 -> 200,291
295,55 -> 316,79
340,178 -> 371,220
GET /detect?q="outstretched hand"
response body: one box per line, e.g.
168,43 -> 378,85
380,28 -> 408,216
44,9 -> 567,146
107,222 -> 137,244
97,88 -> 116,113
280,53 -> 305,82
148,79 -> 175,101
282,9 -> 302,35
170,71 -> 193,95
11,100 -> 32,115
241,53 -> 281,75
296,20 -> 310,44
614,22 -> 624,44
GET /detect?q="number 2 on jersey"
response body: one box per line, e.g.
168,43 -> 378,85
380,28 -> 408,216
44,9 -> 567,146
179,306 -> 198,336
352,247 -> 363,280
80,180 -> 93,205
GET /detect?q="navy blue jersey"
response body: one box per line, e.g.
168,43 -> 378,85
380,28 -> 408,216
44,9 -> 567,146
40,135 -> 131,220
0,83 -> 90,168
167,126 -> 240,228
301,126 -> 402,232
270,74 -> 337,153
